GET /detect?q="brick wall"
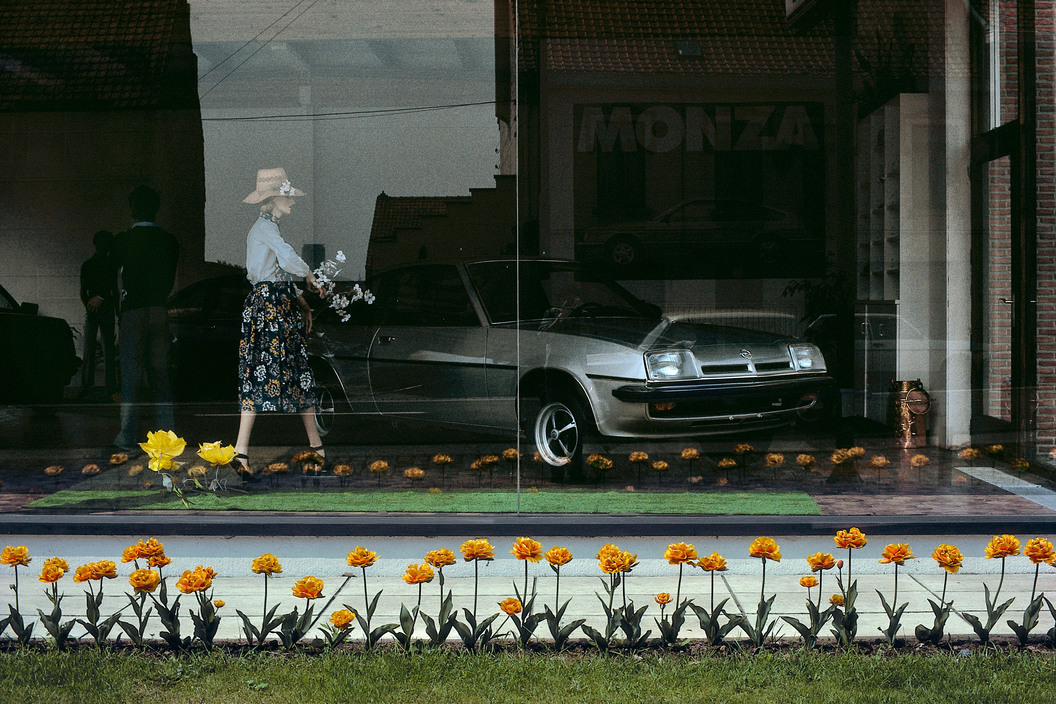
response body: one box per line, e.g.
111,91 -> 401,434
1035,0 -> 1056,453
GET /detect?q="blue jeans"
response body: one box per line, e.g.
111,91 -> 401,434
114,306 -> 174,449
82,304 -> 118,390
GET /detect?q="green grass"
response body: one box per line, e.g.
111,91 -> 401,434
0,649 -> 1052,704
25,489 -> 820,514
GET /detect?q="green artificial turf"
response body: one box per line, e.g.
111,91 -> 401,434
1,649 -> 1053,704
25,488 -> 820,514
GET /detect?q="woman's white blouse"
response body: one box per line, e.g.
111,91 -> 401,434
245,214 -> 311,284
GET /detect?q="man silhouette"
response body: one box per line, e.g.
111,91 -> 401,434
79,229 -> 118,396
111,185 -> 179,450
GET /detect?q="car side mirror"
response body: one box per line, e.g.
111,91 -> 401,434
19,302 -> 38,316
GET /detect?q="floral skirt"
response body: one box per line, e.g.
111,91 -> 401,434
238,282 -> 317,413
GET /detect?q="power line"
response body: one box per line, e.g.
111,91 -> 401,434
201,100 -> 495,122
196,0 -> 314,85
198,0 -> 322,101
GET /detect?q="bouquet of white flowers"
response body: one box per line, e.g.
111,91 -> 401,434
312,250 -> 374,322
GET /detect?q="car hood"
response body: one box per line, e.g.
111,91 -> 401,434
511,317 -> 662,348
656,320 -> 795,347
518,317 -> 796,354
654,321 -> 801,370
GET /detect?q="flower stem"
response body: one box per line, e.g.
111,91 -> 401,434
760,559 -> 766,603
709,570 -> 715,612
1031,562 -> 1040,602
676,564 -> 683,606
893,563 -> 899,606
995,557 -> 1006,603
260,574 -> 268,624
473,560 -> 479,618
362,566 -> 370,629
555,567 -> 561,609
940,571 -> 948,606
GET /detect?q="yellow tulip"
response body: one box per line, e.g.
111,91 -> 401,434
292,576 -> 325,600
139,429 -> 187,471
197,441 -> 236,467
330,608 -> 355,629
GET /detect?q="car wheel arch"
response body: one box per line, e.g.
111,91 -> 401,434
519,369 -> 596,427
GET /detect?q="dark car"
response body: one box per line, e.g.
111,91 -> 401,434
167,274 -> 252,401
0,283 -> 79,404
577,198 -> 817,274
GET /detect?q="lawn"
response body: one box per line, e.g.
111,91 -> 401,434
0,648 -> 1051,704
25,489 -> 821,514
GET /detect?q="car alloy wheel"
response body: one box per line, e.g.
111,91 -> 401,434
533,401 -> 580,467
606,236 -> 639,266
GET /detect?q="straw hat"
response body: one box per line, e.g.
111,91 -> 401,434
242,168 -> 306,203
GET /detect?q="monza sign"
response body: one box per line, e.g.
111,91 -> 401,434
576,103 -> 823,153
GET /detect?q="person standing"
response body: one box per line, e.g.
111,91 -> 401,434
111,185 -> 179,450
233,168 -> 325,471
79,229 -> 118,397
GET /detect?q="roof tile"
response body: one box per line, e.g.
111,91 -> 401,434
0,0 -> 196,110
518,0 -> 932,79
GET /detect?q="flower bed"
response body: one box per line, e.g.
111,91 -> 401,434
3,529 -> 1055,652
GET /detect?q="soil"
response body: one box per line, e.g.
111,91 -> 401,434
2,634 -> 1053,658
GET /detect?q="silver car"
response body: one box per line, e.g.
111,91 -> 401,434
308,259 -> 830,472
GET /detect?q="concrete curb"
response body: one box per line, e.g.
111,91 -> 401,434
5,511 -> 1056,537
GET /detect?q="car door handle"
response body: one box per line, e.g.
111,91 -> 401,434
378,335 -> 396,344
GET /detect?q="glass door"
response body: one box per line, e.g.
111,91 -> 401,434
973,156 -> 1015,432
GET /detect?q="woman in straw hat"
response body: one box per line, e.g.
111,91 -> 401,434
233,168 -> 325,471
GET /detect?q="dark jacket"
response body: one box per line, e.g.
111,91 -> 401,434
113,224 -> 179,312
79,252 -> 118,307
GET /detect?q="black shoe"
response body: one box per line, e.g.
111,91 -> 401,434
309,445 -> 327,471
234,452 -> 259,482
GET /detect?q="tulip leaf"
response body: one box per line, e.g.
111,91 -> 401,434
1007,593 -> 1044,646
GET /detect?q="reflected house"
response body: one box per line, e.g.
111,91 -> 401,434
365,175 -> 516,278
0,0 -> 207,332
508,0 -> 1056,457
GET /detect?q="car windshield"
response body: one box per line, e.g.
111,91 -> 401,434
0,286 -> 16,311
466,260 -> 652,323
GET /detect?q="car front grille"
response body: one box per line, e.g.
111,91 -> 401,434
700,359 -> 793,375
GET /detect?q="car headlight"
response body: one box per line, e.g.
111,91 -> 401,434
645,349 -> 698,381
789,343 -> 826,372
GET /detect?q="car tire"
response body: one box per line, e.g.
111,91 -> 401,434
606,235 -> 640,267
312,366 -> 345,439
532,391 -> 594,482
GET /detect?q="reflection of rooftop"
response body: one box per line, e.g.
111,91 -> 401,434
370,193 -> 470,242
366,177 -> 516,277
518,0 -> 935,79
2,0 -> 197,110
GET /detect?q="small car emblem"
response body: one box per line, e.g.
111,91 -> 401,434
740,349 -> 752,360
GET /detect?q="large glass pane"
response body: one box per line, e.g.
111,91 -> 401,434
4,0 -> 1054,523
979,0 -> 1019,129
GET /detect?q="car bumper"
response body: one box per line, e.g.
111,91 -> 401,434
592,374 -> 833,437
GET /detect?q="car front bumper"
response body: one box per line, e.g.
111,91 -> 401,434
591,373 -> 833,437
